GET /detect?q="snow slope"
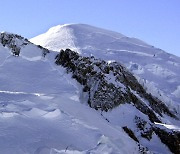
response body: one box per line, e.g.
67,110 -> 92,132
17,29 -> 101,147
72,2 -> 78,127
0,33 -> 142,154
30,24 -> 180,115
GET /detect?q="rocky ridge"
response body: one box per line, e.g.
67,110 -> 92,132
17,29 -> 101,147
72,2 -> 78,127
0,32 -> 49,57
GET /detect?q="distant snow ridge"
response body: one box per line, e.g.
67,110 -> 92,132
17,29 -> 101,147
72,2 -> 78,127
30,23 -> 150,52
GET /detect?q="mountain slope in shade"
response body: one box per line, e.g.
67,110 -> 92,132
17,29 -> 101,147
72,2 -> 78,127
30,24 -> 180,116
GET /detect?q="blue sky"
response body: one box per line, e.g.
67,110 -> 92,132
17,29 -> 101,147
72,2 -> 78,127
0,0 -> 179,56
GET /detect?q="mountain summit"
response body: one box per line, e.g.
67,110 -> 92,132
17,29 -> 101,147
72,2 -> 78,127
30,23 -> 149,52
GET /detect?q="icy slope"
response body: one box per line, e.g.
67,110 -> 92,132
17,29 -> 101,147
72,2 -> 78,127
30,24 -> 180,115
0,32 -> 141,154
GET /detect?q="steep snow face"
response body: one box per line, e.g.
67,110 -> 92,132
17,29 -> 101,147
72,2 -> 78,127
30,24 -> 180,115
0,33 -> 141,154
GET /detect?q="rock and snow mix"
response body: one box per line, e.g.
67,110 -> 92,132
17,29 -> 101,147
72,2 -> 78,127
0,32 -> 140,154
0,25 -> 179,154
31,24 -> 180,115
55,48 -> 180,154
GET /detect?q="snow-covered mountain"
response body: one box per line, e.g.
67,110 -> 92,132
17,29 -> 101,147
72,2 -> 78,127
0,24 -> 179,154
31,24 -> 180,116
0,32 -> 142,154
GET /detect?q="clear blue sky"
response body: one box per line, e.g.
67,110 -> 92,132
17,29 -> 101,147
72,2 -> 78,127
0,0 -> 179,56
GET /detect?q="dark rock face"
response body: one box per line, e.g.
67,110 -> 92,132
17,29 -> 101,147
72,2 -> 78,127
55,49 -> 179,153
0,33 -> 23,56
154,127 -> 180,154
122,126 -> 139,142
134,116 -> 154,141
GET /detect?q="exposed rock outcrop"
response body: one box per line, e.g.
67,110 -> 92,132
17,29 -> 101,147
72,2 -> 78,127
0,32 -> 49,57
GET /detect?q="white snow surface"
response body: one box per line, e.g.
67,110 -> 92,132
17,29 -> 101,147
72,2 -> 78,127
30,24 -> 180,115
